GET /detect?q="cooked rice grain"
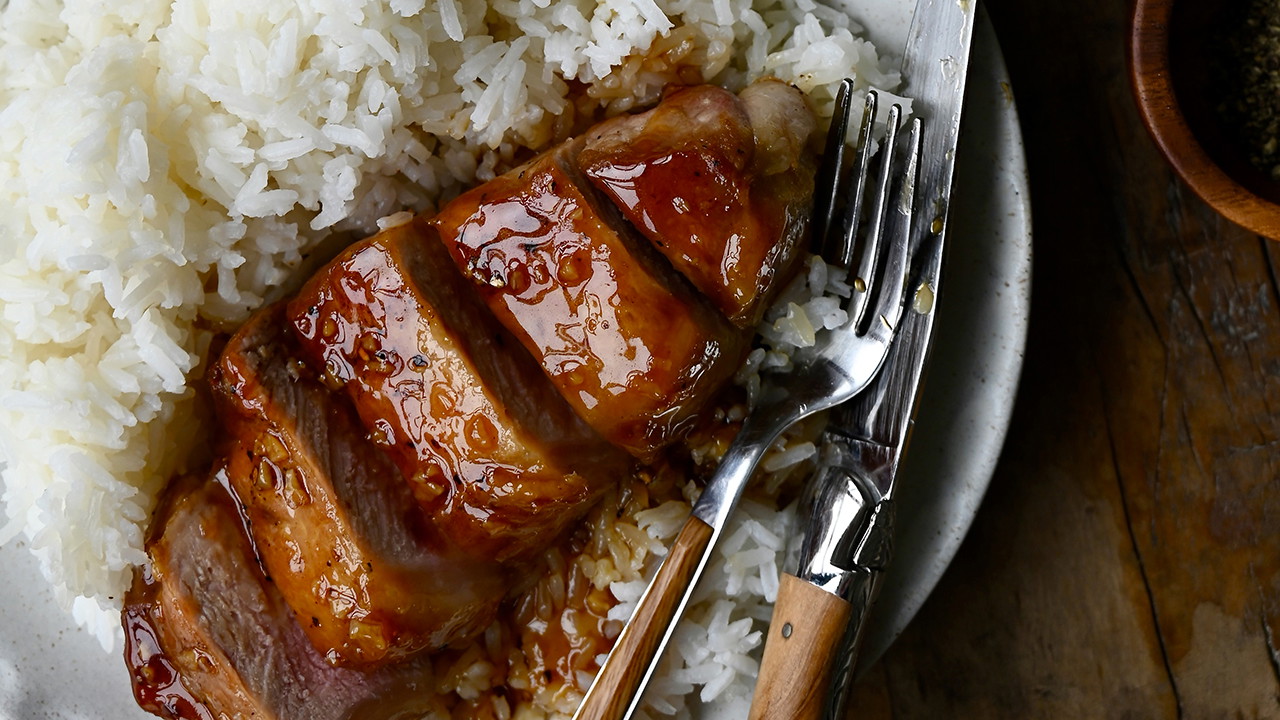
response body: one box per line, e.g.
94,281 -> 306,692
0,0 -> 902,714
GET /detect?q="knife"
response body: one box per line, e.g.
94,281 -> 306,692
747,0 -> 978,717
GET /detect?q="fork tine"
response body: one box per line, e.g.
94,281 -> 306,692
848,101 -> 901,331
811,78 -> 855,252
832,91 -> 879,269
867,116 -> 923,336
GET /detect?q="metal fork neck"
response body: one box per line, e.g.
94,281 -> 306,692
691,392 -> 804,531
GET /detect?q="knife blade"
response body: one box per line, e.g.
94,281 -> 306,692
748,0 -> 978,717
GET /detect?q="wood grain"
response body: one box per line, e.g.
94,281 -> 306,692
749,573 -> 854,720
575,515 -> 714,720
841,0 -> 1280,716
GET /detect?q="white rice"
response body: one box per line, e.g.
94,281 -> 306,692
0,0 -> 903,712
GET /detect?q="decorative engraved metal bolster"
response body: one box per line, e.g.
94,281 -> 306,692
794,462 -> 896,597
790,454 -> 899,720
839,496 -> 896,646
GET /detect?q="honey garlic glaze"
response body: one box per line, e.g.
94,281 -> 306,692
433,142 -> 747,462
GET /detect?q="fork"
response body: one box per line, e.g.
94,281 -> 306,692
571,80 -> 923,720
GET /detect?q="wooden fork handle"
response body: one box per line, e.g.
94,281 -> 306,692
748,572 -> 855,720
575,515 -> 715,720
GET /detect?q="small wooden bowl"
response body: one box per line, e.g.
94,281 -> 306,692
1130,0 -> 1280,238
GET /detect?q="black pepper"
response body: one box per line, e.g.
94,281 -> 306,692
1217,0 -> 1280,176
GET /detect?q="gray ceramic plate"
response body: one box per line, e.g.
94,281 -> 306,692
0,1 -> 1029,716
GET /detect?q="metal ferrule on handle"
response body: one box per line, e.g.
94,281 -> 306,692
794,456 -> 896,597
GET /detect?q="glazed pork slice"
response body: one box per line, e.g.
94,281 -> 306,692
123,476 -> 452,720
431,141 -> 747,461
285,217 -> 628,561
577,80 -> 816,328
210,304 -> 507,667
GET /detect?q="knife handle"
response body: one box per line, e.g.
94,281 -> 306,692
575,515 -> 714,720
749,572 -> 855,720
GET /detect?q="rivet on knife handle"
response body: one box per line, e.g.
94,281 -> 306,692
749,573 -> 855,720
749,459 -> 883,719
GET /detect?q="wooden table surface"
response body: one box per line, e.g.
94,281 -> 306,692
849,0 -> 1280,716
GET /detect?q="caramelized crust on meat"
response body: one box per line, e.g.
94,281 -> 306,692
578,81 -> 816,328
125,81 -> 820,720
431,142 -> 747,461
210,305 -> 507,667
286,218 -> 629,561
123,476 -> 452,720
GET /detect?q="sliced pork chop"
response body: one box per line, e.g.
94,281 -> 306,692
577,80 -> 816,328
286,217 -> 629,562
431,141 -> 747,461
210,304 -> 507,667
123,476 -> 452,720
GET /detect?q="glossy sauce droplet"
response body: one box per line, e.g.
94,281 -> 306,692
326,585 -> 359,619
556,254 -> 590,286
913,282 -> 935,314
366,350 -> 394,376
255,433 -> 289,464
348,617 -> 388,657
369,418 -> 396,446
124,607 -> 212,720
253,460 -> 277,491
506,263 -> 531,294
180,649 -> 217,674
358,332 -> 380,361
280,468 -> 311,509
411,463 -> 448,505
322,358 -> 346,390
563,366 -> 589,388
530,259 -> 550,285
429,382 -> 455,417
465,414 -> 499,451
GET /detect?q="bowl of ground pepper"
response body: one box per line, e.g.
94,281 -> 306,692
1131,0 -> 1280,239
